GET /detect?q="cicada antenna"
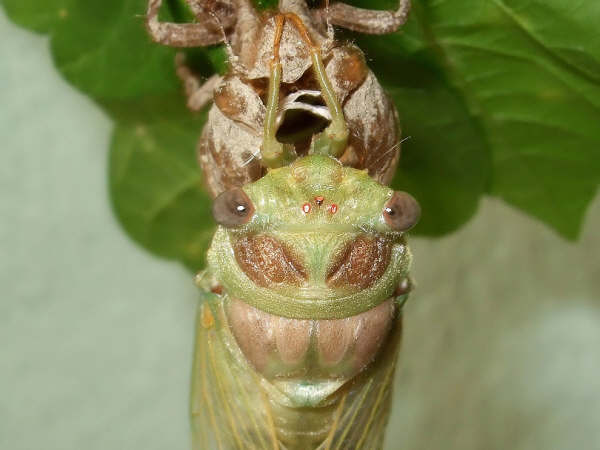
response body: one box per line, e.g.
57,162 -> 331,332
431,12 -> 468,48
324,0 -> 334,41
260,15 -> 298,168
197,1 -> 239,68
369,136 -> 411,169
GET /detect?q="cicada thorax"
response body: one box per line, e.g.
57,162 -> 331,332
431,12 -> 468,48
226,227 -> 400,380
223,228 -> 409,389
194,1 -> 402,197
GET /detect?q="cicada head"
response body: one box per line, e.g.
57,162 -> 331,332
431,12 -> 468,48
208,155 -> 419,320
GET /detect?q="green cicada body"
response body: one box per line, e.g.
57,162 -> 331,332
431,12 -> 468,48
193,155 -> 419,449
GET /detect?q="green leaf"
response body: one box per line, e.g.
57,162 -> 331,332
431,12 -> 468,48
2,0 -> 67,33
49,1 -> 180,100
2,0 -> 221,269
3,0 -> 599,270
253,0 -> 279,11
388,80 -> 491,236
355,0 -> 600,238
108,97 -> 214,270
356,21 -> 491,236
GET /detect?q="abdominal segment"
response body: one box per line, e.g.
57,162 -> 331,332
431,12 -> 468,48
226,297 -> 396,380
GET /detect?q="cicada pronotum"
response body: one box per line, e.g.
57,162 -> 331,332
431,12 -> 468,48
146,0 -> 411,196
144,1 -> 418,448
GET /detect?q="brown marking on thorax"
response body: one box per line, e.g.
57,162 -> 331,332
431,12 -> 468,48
326,235 -> 392,290
233,234 -> 308,287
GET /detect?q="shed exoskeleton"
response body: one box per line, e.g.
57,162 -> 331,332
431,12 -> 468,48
146,0 -> 411,196
195,154 -> 420,449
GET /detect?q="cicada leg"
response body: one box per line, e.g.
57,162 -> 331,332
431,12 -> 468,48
326,0 -> 411,35
283,13 -> 349,158
175,53 -> 223,112
261,15 -> 298,169
145,0 -> 234,47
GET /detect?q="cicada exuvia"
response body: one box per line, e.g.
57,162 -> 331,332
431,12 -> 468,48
145,0 -> 411,196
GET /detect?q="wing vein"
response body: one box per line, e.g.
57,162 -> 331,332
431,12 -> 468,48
323,392 -> 347,450
202,330 -> 224,450
255,373 -> 280,450
207,328 -> 245,449
355,364 -> 396,450
333,379 -> 374,450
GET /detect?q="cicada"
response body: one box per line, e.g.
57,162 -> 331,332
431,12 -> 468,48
188,11 -> 420,448
194,153 -> 419,449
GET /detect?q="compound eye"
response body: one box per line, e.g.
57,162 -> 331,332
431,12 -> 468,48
383,191 -> 421,231
212,188 -> 255,227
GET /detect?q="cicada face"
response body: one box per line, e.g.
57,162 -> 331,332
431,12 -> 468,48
208,155 -> 420,321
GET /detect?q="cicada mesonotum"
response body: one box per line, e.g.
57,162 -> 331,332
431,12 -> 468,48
146,0 -> 411,197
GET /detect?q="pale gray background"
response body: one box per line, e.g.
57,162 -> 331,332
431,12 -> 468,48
1,8 -> 599,450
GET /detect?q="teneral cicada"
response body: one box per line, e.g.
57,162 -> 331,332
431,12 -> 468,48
145,0 -> 411,196
194,153 -> 419,449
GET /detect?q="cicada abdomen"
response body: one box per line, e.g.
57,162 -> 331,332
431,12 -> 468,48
193,155 -> 419,449
146,0 -> 411,196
